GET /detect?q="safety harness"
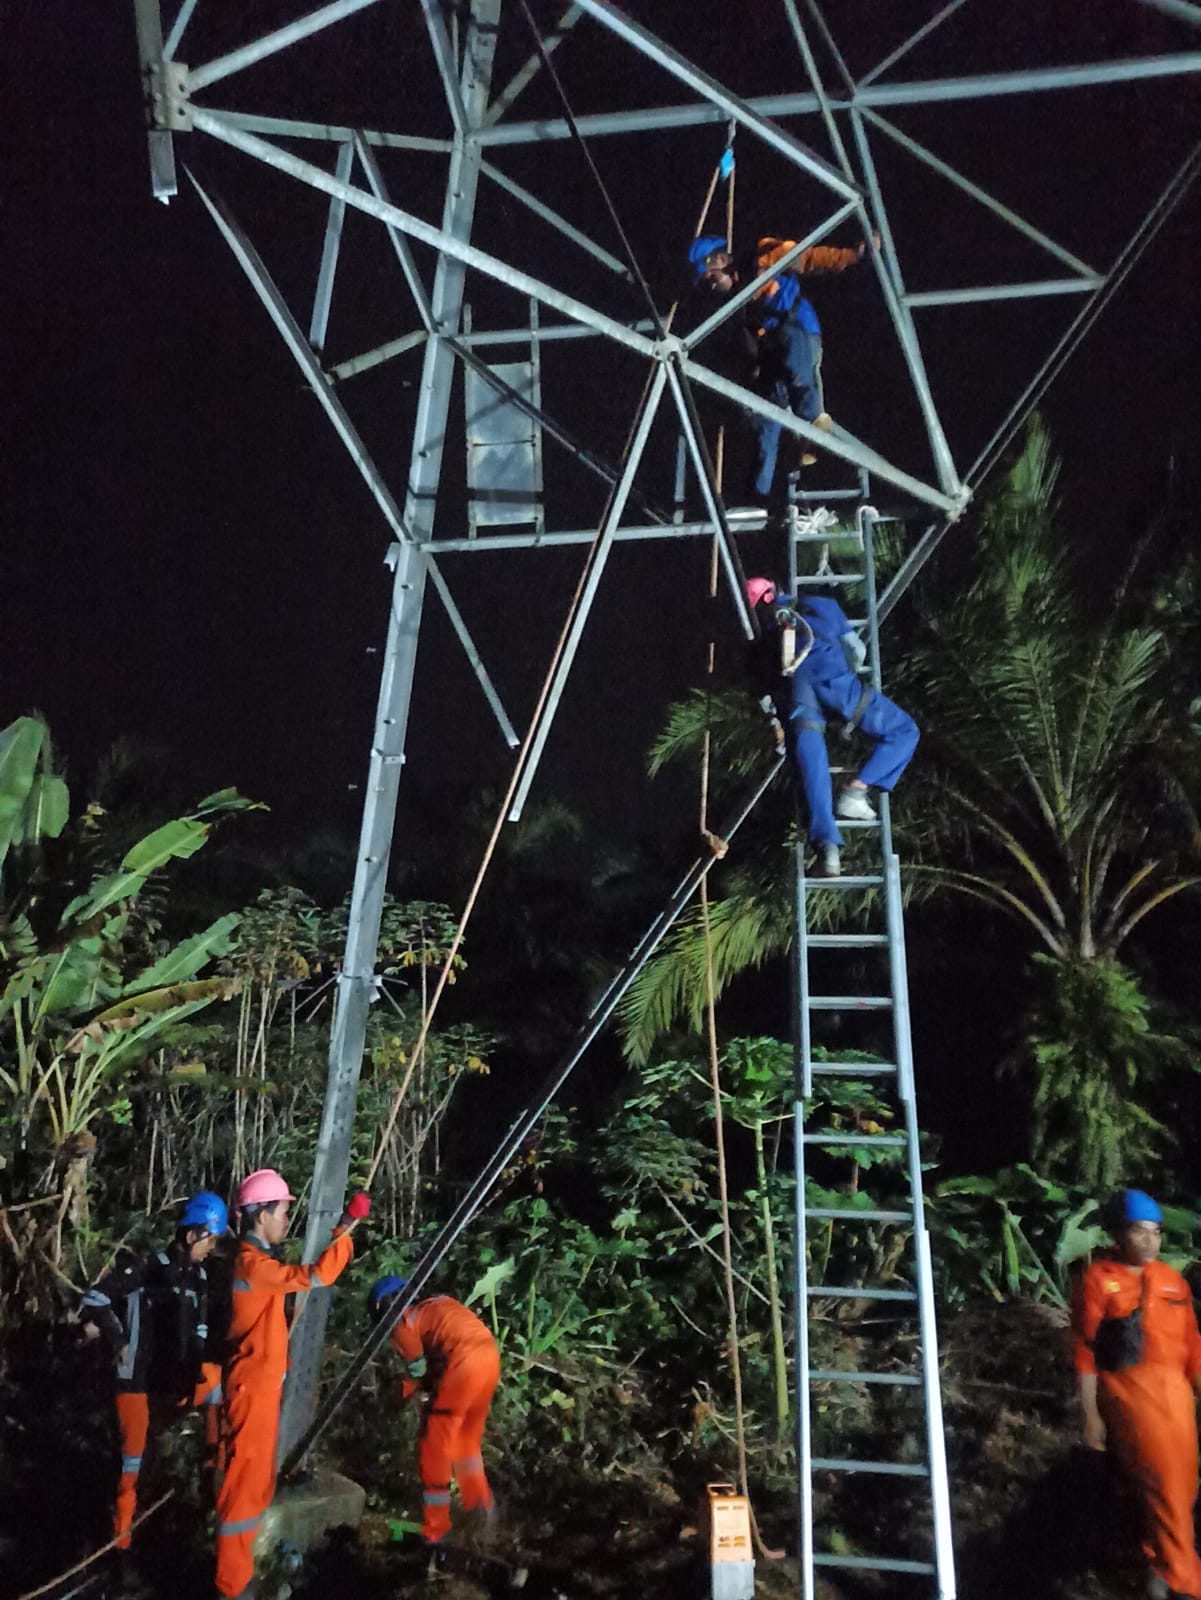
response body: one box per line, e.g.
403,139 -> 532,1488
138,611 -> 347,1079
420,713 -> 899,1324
773,597 -> 874,738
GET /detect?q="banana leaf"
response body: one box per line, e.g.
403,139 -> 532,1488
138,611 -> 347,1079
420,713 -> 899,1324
122,914 -> 241,993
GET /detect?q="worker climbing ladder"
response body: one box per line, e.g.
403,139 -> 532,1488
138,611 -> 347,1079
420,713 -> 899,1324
787,500 -> 955,1598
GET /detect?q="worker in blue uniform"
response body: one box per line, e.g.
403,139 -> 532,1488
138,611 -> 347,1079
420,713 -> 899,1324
746,577 -> 918,876
688,232 -> 876,506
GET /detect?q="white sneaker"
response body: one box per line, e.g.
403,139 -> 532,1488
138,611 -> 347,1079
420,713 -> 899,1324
813,843 -> 842,878
836,787 -> 877,822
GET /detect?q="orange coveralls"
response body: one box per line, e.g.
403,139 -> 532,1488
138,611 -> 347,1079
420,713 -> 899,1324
215,1228 -> 354,1598
390,1296 -> 501,1545
114,1365 -> 222,1546
1072,1254 -> 1201,1597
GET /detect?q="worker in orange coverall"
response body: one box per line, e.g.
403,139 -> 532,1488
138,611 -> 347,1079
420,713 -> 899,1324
215,1169 -> 370,1600
1071,1188 -> 1201,1600
370,1277 -> 501,1558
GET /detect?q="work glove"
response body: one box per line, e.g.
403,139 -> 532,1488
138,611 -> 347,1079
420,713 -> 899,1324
840,629 -> 868,674
343,1191 -> 372,1223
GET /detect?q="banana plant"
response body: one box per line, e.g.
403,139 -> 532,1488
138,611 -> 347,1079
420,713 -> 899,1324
0,716 -> 69,880
0,718 -> 254,1275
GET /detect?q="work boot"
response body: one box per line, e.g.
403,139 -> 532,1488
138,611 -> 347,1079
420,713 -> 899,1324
812,843 -> 841,878
1146,1579 -> 1168,1600
836,787 -> 877,822
801,411 -> 835,466
425,1540 -> 450,1580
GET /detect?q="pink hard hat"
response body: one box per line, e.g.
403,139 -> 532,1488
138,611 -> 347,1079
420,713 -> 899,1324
746,577 -> 777,608
235,1168 -> 295,1211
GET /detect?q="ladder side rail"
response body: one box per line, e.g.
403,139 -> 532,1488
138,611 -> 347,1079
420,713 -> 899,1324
885,850 -> 957,1599
786,509 -> 816,1100
792,846 -> 817,1600
859,507 -> 894,862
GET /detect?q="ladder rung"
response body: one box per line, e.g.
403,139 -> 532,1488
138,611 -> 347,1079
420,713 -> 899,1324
811,1458 -> 929,1477
808,1369 -> 922,1386
801,1131 -> 906,1146
792,574 -> 862,585
807,1206 -> 911,1222
806,934 -> 888,947
809,1061 -> 897,1077
834,817 -> 881,828
804,874 -> 883,889
808,995 -> 893,1010
814,1555 -> 936,1575
806,1285 -> 917,1302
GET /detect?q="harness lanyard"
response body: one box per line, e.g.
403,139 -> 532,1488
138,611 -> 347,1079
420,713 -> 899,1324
779,613 -> 814,678
841,684 -> 875,741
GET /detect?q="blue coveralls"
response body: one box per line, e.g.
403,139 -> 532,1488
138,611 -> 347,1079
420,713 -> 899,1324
773,595 -> 919,847
749,283 -> 824,503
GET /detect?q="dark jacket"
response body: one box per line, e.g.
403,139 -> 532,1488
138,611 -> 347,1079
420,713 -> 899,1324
80,1243 -> 210,1400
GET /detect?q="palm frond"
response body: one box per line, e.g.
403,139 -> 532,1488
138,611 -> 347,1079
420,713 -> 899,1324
649,690 -> 771,781
906,865 -> 1067,954
1067,627 -> 1166,813
620,890 -> 789,1065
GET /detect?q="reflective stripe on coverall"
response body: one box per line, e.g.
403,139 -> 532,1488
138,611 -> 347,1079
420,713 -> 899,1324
1072,1255 -> 1201,1598
390,1296 -> 501,1545
215,1228 -> 353,1598
113,1363 -> 223,1547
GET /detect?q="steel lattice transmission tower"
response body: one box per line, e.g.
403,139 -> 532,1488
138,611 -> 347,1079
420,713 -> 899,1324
128,0 -> 1200,1576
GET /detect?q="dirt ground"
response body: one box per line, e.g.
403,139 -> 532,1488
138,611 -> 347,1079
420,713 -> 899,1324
0,1302 -> 1164,1600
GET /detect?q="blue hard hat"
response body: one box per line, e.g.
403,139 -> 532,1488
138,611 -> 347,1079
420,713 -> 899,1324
370,1275 -> 408,1308
689,234 -> 729,280
180,1191 -> 229,1235
1103,1188 -> 1162,1232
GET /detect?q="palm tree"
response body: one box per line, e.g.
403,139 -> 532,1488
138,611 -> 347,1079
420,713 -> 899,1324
622,422 -> 1201,1187
901,418 -> 1201,1185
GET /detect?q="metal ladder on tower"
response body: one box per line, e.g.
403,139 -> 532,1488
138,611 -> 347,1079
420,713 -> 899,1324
785,498 -> 956,1599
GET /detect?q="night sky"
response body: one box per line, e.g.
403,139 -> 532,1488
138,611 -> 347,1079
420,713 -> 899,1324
6,1 -> 1200,873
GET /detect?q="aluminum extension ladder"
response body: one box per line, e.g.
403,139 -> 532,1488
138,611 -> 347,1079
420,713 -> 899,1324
786,498 -> 956,1599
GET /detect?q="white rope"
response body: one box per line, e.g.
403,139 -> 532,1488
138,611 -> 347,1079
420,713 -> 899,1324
793,504 -> 839,539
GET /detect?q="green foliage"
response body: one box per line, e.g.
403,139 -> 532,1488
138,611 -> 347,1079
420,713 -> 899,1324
0,717 -> 68,872
904,416 -> 1201,962
1021,953 -> 1195,1189
931,1165 -> 1099,1307
930,1162 -> 1201,1307
650,690 -> 774,785
621,883 -> 789,1063
0,720 -> 254,1304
